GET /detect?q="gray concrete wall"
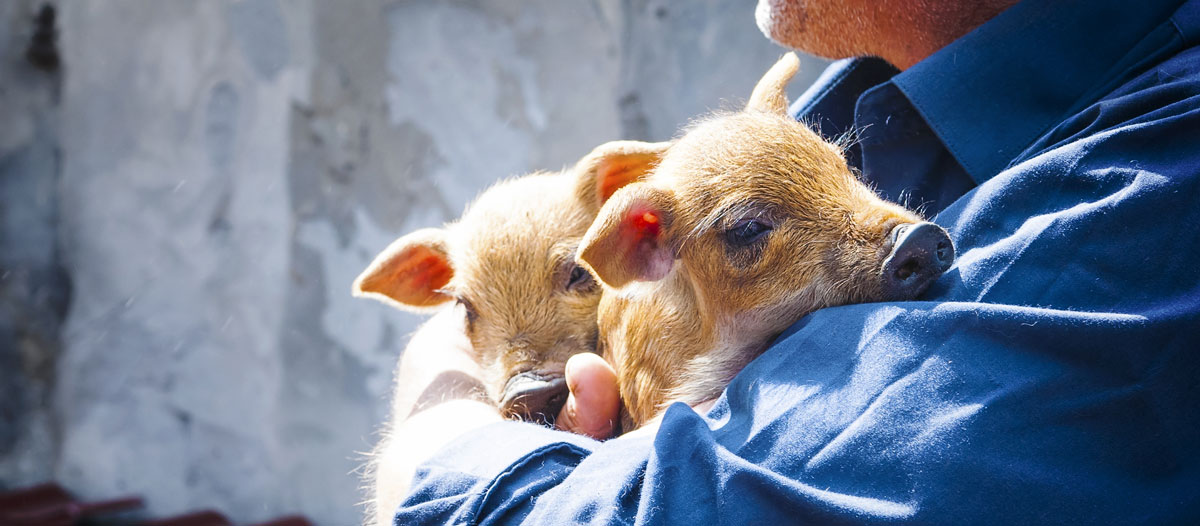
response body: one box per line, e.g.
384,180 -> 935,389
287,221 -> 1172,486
1,1 -> 826,524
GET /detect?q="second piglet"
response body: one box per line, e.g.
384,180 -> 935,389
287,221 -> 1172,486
578,53 -> 955,429
355,140 -> 668,424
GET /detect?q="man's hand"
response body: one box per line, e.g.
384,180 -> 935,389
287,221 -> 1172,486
555,353 -> 621,439
555,353 -> 718,440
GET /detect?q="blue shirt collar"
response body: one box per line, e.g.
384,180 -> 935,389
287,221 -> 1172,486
892,0 -> 1193,183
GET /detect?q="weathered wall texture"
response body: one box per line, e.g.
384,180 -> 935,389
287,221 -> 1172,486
0,0 -> 67,489
0,1 -> 826,524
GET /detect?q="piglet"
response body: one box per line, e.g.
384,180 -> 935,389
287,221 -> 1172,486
578,53 -> 955,429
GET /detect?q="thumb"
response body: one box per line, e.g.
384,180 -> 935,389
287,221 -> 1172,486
555,353 -> 620,440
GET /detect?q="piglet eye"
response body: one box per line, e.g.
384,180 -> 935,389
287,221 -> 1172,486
457,298 -> 478,326
566,264 -> 595,291
724,219 -> 772,247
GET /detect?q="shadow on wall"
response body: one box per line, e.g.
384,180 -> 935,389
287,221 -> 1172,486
0,0 -> 827,524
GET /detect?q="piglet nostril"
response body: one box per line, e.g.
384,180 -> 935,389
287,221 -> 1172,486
935,240 -> 952,265
894,258 -> 920,281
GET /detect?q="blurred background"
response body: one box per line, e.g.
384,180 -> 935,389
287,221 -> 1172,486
0,0 -> 826,524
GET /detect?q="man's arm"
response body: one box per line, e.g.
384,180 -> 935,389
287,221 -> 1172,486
369,309 -> 622,526
382,71 -> 1200,526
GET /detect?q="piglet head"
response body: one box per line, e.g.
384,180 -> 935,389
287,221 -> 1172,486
355,140 -> 669,425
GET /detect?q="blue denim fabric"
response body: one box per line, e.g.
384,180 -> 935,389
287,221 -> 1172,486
396,0 -> 1200,523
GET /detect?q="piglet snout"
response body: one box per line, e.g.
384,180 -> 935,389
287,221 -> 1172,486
500,372 -> 568,426
882,222 -> 954,300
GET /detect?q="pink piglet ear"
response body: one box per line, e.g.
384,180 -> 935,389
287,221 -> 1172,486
352,228 -> 455,311
577,184 -> 677,289
574,140 -> 672,215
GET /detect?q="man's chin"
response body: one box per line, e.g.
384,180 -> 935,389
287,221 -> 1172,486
755,0 -> 806,50
754,0 -> 859,62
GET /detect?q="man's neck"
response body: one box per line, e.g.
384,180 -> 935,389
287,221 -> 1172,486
880,0 -> 1020,69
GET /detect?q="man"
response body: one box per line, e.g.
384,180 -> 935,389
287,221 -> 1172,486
375,0 -> 1200,523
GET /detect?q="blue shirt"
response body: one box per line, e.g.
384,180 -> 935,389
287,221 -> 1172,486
395,0 -> 1200,523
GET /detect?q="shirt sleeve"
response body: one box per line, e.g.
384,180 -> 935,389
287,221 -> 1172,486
393,421 -> 600,525
395,51 -> 1200,526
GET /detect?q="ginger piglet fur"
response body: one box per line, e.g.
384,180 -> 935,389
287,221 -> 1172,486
578,53 -> 955,429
